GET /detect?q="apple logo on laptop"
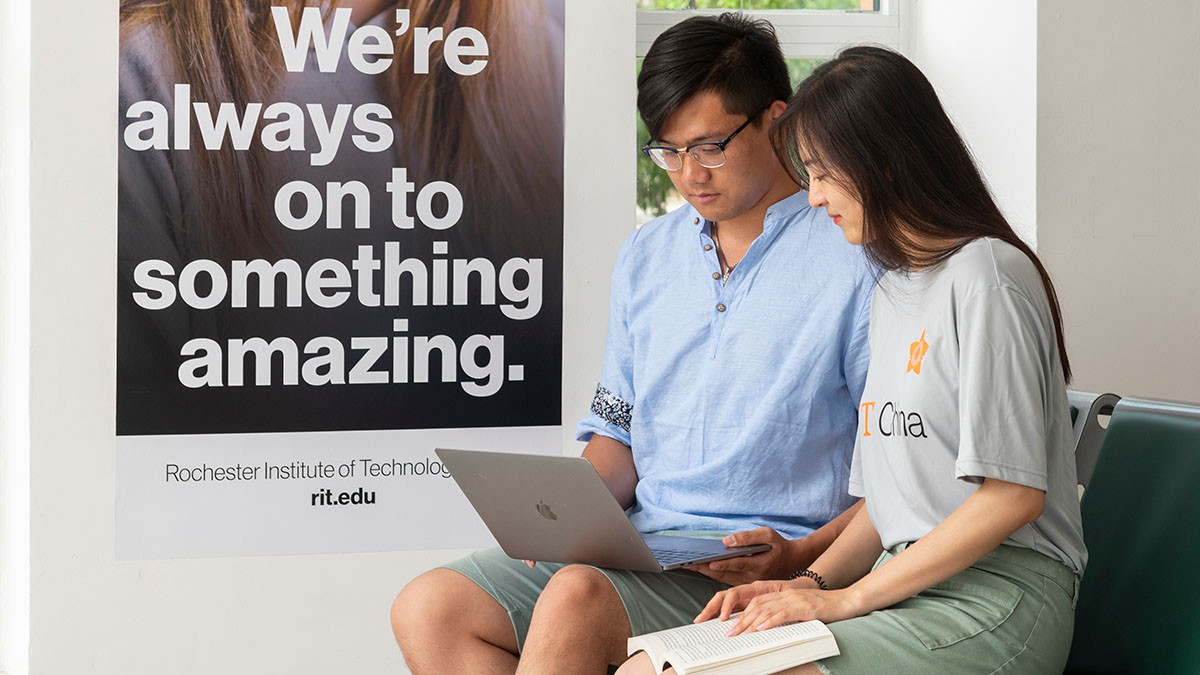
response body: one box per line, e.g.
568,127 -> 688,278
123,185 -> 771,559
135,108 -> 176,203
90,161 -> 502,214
536,501 -> 558,521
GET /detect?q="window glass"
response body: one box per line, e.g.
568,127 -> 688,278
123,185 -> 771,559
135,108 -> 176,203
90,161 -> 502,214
636,1 -> 870,11
636,58 -> 825,224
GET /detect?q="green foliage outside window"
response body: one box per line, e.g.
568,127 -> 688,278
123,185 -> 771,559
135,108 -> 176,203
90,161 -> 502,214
636,0 -> 862,9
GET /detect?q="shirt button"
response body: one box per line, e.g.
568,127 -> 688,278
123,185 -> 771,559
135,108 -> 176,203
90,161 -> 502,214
693,217 -> 699,224
703,244 -> 713,251
717,304 -> 726,312
712,272 -> 720,280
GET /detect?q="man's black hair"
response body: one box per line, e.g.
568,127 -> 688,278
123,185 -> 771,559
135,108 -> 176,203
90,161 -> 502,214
637,13 -> 791,141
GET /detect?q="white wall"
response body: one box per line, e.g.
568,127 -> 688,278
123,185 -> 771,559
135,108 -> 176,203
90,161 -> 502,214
561,8 -> 636,454
1037,1 -> 1200,402
9,3 -> 633,675
908,0 -> 1200,402
0,0 -> 31,671
908,0 -> 1039,244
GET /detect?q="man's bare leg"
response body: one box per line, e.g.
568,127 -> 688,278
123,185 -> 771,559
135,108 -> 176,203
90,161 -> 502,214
515,565 -> 633,674
391,568 -> 520,675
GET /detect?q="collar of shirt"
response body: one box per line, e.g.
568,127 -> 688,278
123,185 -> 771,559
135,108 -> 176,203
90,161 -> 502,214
696,189 -> 812,285
690,189 -> 812,234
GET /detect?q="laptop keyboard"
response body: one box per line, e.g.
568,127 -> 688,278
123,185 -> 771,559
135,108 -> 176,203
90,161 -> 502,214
649,547 -> 710,565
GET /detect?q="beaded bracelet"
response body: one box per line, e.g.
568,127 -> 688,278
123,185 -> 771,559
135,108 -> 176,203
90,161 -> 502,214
787,568 -> 828,590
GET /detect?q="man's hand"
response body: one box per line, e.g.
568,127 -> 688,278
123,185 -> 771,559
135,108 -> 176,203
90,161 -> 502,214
686,526 -> 821,585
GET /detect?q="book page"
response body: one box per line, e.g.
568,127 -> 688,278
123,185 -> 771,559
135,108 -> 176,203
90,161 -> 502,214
665,620 -> 832,669
627,616 -> 742,658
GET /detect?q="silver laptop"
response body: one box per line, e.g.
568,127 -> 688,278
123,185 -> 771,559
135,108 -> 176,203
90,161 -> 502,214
436,448 -> 771,573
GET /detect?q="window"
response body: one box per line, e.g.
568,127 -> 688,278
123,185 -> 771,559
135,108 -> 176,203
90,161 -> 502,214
634,0 -> 907,222
637,1 -> 865,7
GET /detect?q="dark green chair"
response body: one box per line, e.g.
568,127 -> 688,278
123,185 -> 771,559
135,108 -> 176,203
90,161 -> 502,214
1065,397 -> 1200,674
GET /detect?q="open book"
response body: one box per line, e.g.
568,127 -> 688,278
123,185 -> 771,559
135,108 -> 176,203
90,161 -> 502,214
626,615 -> 839,675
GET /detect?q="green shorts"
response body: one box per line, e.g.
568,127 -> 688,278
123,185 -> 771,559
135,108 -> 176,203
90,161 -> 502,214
815,543 -> 1080,675
439,533 -> 732,653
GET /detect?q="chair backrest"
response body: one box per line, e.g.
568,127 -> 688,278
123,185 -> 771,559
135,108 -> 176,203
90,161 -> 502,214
1065,397 -> 1200,674
1067,390 -> 1120,489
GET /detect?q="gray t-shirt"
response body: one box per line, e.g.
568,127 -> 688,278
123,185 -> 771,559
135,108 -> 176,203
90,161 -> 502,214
849,238 -> 1086,576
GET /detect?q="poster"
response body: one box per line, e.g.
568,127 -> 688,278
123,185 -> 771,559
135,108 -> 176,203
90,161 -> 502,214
115,1 -> 564,559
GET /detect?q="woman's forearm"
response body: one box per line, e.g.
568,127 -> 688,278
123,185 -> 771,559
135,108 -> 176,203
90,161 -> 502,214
843,478 -> 1045,614
805,500 -> 884,590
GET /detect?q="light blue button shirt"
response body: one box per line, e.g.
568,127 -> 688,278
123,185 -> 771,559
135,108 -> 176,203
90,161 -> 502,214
576,191 -> 875,539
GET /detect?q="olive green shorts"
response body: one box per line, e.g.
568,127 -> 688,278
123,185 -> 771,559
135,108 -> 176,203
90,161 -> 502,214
814,543 -> 1080,675
438,532 -> 732,653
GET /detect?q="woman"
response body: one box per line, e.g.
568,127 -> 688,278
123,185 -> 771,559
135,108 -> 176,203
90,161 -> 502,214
619,46 -> 1085,675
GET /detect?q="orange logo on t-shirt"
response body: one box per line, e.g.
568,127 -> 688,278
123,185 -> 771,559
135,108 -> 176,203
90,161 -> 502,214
859,401 -> 876,436
906,330 -> 929,374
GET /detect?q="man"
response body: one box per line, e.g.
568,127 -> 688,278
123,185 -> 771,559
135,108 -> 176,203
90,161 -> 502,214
392,13 -> 874,674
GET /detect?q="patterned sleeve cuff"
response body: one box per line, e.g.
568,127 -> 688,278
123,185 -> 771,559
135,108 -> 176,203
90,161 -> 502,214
590,384 -> 632,433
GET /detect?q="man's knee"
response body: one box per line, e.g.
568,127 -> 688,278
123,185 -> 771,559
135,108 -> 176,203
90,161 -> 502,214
391,568 -> 493,647
525,566 -> 631,665
537,565 -> 624,620
391,569 -> 445,647
392,567 -> 521,671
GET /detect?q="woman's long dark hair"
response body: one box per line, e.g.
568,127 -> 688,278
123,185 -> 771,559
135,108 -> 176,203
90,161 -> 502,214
772,46 -> 1071,382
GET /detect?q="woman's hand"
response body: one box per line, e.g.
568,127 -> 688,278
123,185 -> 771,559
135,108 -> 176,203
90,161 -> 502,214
724,587 -> 862,636
694,577 -> 820,623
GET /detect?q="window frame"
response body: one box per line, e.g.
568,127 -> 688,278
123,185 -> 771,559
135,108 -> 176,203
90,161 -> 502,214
635,0 -> 909,60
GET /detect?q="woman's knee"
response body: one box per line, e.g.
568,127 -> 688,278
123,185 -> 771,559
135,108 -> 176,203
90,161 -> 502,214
615,651 -> 656,675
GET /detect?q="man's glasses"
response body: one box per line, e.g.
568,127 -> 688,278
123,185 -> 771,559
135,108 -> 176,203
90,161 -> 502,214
641,109 -> 764,172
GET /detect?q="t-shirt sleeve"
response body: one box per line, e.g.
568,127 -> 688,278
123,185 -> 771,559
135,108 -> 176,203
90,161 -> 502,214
842,277 -> 873,409
575,234 -> 638,446
955,286 -> 1052,491
845,277 -> 874,499
848,433 -> 865,497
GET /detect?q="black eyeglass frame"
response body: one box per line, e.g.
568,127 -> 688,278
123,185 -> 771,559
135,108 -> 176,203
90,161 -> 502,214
641,108 -> 767,171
